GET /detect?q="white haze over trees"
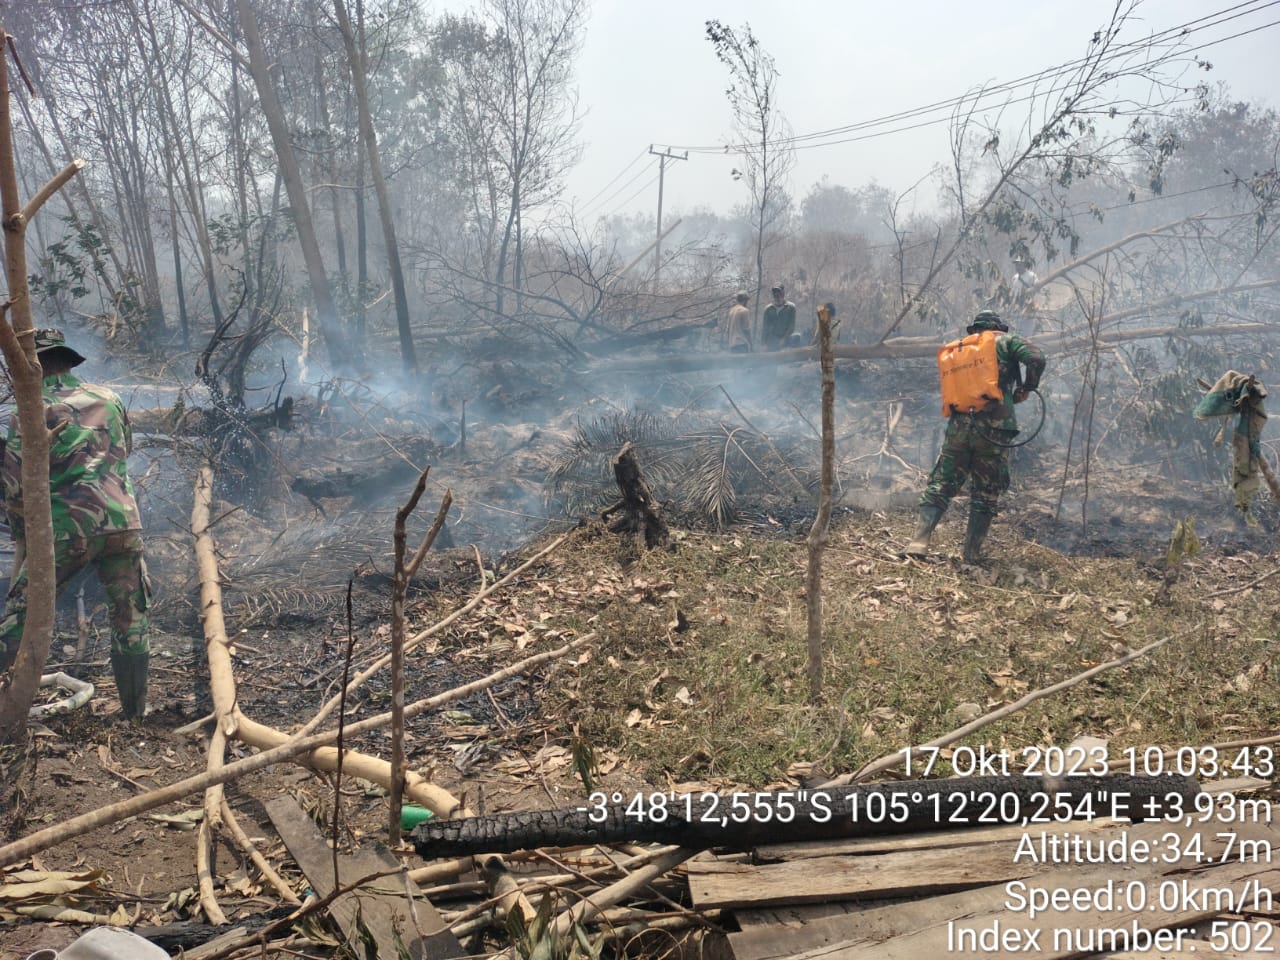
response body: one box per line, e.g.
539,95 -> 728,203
0,0 -> 1276,443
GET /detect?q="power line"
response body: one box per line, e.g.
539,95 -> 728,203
672,1 -> 1278,153
773,18 -> 1280,155
578,157 -> 659,218
575,147 -> 648,211
660,1 -> 1280,155
604,170 -> 662,220
766,0 -> 1280,149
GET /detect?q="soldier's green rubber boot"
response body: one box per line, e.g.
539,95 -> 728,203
903,505 -> 944,558
962,511 -> 994,565
111,650 -> 149,721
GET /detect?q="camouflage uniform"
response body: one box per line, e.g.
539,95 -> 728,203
0,337 -> 149,717
906,315 -> 1045,562
921,330 -> 1044,516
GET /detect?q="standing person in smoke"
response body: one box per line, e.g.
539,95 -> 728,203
903,310 -> 1045,564
1009,255 -> 1039,336
761,284 -> 798,350
0,329 -> 150,720
723,290 -> 753,353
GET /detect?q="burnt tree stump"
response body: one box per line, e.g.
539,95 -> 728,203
602,441 -> 669,549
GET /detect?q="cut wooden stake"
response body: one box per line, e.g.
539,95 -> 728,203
806,303 -> 836,701
391,467 -> 452,845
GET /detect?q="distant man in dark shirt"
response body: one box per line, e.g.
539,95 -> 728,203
761,284 -> 798,350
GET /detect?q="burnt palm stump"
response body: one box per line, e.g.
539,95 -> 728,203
602,441 -> 669,550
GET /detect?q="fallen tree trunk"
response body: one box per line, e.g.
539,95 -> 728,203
586,321 -> 1277,374
411,773 -> 1199,858
129,397 -> 295,436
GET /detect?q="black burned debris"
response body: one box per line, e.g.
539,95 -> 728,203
411,774 -> 1200,858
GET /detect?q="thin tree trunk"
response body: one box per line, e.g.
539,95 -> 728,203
0,30 -> 84,740
235,0 -> 348,369
805,304 -> 835,701
167,185 -> 190,348
333,0 -> 417,373
315,49 -> 348,285
354,116 -> 368,342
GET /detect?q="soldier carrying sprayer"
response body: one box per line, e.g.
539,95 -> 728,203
903,310 -> 1046,564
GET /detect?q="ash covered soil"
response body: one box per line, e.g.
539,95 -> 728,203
5,359 -> 1280,955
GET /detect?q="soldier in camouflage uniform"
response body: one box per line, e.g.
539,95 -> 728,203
0,329 -> 149,719
904,310 -> 1046,564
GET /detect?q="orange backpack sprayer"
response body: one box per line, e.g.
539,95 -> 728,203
937,329 -> 1002,417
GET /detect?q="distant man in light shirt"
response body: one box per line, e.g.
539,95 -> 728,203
723,291 -> 752,353
1010,256 -> 1039,336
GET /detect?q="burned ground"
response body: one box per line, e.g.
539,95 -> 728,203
3,352 -> 1280,957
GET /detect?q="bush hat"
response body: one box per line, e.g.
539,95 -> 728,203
34,328 -> 87,367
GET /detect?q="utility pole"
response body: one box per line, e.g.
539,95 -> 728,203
649,145 -> 687,293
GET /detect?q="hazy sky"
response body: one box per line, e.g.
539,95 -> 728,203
565,0 -> 1280,223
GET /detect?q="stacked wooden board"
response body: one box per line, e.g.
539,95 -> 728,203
690,781 -> 1280,960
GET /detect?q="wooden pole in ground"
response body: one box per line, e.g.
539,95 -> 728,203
805,304 -> 836,701
0,24 -> 86,740
389,467 -> 452,845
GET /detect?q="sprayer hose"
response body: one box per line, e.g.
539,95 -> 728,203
975,388 -> 1047,449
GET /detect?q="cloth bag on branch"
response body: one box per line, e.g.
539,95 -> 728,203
1193,370 -> 1268,517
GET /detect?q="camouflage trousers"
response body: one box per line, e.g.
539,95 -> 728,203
0,531 -> 148,672
919,417 -> 1014,518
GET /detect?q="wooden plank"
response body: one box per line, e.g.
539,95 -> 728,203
730,811 -> 1280,960
750,778 -> 1263,863
730,893 -> 998,960
712,809 -> 1190,911
782,817 -> 1280,960
691,840 -> 1031,909
265,795 -> 463,960
1101,939 -> 1277,959
752,816 -> 1116,862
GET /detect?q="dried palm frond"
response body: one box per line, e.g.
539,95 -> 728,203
686,434 -> 738,529
547,410 -> 701,513
231,586 -> 347,624
547,409 -> 820,527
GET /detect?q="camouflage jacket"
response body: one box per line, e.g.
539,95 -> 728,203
2,373 -> 141,541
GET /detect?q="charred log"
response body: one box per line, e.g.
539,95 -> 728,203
602,441 -> 669,549
412,774 -> 1200,858
130,397 -> 295,438
134,906 -> 295,951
